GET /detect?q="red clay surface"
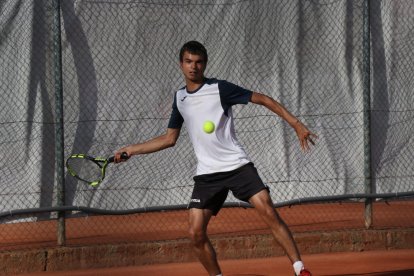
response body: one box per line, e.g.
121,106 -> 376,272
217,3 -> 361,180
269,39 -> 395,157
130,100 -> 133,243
18,249 -> 414,276
1,201 -> 414,276
1,201 -> 413,251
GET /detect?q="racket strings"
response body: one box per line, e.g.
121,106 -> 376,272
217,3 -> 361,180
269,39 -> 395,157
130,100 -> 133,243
67,158 -> 104,183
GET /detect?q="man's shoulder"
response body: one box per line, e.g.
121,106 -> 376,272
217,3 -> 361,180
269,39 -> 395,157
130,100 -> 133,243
175,78 -> 221,93
205,77 -> 219,85
176,85 -> 186,93
205,78 -> 233,86
174,78 -> 233,95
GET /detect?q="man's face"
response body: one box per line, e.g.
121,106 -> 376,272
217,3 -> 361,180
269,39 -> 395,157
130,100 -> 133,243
180,51 -> 207,83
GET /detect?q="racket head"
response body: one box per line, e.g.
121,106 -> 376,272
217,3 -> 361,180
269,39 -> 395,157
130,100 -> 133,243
66,154 -> 110,187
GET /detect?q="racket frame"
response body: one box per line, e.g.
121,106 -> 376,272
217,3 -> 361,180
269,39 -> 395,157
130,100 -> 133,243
66,154 -> 113,187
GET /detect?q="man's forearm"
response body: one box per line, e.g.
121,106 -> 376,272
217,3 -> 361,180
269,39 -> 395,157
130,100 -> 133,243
251,92 -> 300,127
128,135 -> 175,155
123,128 -> 180,156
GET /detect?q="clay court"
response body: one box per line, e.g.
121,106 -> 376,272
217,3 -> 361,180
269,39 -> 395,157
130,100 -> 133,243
1,201 -> 414,275
17,249 -> 414,276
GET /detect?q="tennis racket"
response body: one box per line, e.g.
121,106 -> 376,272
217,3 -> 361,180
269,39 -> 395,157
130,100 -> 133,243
66,152 -> 128,187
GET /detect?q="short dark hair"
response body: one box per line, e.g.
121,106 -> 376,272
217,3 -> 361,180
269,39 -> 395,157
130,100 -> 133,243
179,41 -> 208,63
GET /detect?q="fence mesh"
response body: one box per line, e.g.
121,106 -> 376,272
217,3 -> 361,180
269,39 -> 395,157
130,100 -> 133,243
1,0 -> 414,251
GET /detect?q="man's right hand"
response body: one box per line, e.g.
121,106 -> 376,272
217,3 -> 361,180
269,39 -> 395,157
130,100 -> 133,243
114,149 -> 131,163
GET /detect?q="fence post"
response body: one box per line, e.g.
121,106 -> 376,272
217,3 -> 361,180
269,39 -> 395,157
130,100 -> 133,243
52,0 -> 66,246
363,0 -> 372,229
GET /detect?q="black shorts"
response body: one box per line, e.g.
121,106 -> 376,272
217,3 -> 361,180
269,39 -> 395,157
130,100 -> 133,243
188,162 -> 268,215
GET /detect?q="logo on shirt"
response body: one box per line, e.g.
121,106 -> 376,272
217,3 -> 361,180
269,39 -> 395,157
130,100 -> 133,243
180,96 -> 187,102
190,198 -> 201,203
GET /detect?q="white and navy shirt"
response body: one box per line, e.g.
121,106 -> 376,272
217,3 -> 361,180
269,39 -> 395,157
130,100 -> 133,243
168,78 -> 253,175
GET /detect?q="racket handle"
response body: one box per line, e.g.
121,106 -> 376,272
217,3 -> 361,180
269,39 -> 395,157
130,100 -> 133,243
108,152 -> 129,163
120,152 -> 129,160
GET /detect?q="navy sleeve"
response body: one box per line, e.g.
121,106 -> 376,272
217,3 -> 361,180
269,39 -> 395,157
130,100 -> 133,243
218,80 -> 253,115
167,92 -> 184,129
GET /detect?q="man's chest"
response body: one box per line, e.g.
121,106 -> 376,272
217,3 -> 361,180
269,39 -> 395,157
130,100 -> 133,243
176,88 -> 223,120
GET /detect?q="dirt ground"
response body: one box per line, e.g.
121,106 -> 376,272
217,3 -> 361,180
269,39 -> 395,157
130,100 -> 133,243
18,249 -> 414,276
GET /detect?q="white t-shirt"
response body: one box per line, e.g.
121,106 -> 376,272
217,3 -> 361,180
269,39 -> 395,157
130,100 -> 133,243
168,78 -> 253,175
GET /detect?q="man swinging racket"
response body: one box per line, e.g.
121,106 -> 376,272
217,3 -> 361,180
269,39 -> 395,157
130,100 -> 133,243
115,41 -> 316,276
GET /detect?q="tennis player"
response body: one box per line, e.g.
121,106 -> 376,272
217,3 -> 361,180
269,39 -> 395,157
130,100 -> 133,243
115,41 -> 316,276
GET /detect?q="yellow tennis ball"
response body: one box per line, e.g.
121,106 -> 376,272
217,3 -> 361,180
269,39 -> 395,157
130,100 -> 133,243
203,120 -> 215,134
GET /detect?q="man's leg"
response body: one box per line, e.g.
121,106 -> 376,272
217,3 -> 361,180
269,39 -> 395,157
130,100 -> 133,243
188,208 -> 222,276
249,189 -> 301,263
249,189 -> 311,275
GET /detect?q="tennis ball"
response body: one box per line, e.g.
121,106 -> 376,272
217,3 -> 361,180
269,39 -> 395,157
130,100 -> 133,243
203,120 -> 215,134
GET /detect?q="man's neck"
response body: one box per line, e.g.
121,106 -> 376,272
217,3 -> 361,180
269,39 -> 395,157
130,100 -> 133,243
186,78 -> 205,92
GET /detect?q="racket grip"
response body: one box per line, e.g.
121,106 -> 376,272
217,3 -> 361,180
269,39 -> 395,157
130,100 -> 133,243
120,152 -> 129,160
109,152 -> 129,163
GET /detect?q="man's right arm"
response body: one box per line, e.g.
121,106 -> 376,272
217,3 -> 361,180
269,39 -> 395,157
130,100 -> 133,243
114,127 -> 181,162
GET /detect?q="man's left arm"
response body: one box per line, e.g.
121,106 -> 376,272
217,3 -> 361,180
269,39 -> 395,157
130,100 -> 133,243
250,91 -> 317,152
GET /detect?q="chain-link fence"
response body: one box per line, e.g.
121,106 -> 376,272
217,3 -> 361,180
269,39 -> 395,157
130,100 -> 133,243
1,0 -> 414,251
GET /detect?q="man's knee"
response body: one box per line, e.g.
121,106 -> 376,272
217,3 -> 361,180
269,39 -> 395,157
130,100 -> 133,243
189,227 -> 207,247
254,202 -> 286,228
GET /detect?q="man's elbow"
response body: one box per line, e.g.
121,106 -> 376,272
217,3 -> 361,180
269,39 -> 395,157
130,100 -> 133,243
164,133 -> 179,148
165,139 -> 177,148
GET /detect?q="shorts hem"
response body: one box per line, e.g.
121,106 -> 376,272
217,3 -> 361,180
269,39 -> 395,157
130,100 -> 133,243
239,185 -> 269,202
187,205 -> 221,216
